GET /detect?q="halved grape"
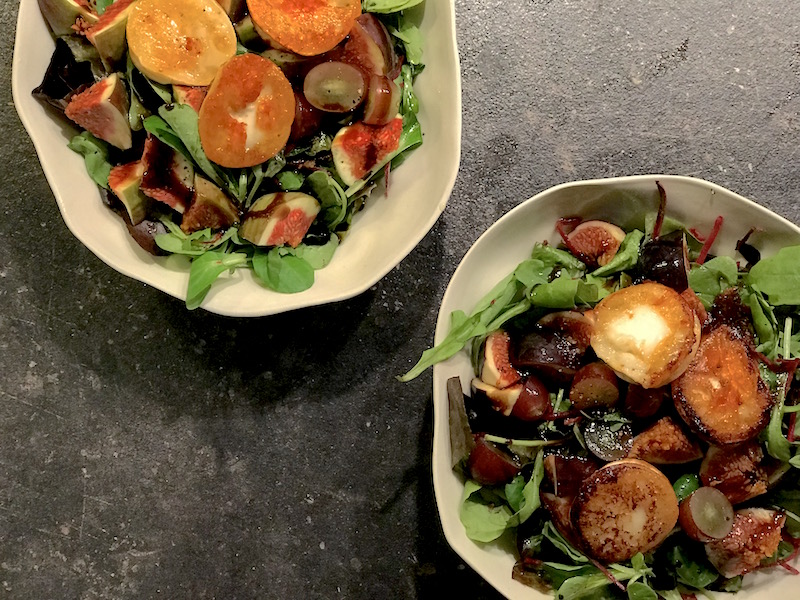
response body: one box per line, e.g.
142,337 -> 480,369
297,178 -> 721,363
678,486 -> 735,542
303,61 -> 365,113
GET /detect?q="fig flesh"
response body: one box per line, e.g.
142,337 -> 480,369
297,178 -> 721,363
239,192 -> 320,248
64,73 -> 132,150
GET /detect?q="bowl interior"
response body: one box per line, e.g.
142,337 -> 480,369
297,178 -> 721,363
12,0 -> 461,316
431,174 -> 800,599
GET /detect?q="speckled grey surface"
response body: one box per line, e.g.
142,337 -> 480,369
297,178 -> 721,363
2,1 -> 800,598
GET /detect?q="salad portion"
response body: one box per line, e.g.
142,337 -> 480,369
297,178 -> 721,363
403,182 -> 800,599
32,0 -> 425,308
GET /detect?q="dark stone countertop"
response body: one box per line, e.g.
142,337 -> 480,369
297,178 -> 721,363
2,1 -> 800,598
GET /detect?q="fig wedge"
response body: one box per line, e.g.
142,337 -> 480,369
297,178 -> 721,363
480,330 -> 521,389
331,115 -> 403,187
589,282 -> 701,389
705,508 -> 786,578
246,0 -> 361,57
64,73 -> 132,150
672,325 -> 772,445
127,0 -> 237,86
239,192 -> 320,248
198,53 -> 295,168
627,416 -> 703,464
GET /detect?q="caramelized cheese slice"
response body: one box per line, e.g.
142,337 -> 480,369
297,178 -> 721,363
572,459 -> 679,563
589,282 -> 701,389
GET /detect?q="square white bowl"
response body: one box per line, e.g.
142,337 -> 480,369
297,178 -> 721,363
12,0 -> 461,316
431,175 -> 800,599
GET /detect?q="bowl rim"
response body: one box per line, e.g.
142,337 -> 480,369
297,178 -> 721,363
431,174 -> 800,599
11,0 -> 463,317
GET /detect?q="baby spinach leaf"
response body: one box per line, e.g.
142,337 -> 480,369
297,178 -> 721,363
530,244 -> 586,271
591,230 -> 644,277
389,18 -> 423,65
747,246 -> 800,305
307,170 -> 349,228
459,480 -> 514,543
288,236 -> 340,270
67,132 -> 112,189
688,256 -> 738,308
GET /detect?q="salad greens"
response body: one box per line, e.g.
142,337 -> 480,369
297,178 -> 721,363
36,0 -> 425,308
404,195 -> 800,599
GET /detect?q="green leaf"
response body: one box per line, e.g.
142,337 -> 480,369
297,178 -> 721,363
459,480 -> 514,543
398,272 -> 526,382
389,18 -> 423,64
277,170 -> 306,191
766,372 -> 792,462
363,0 -> 425,14
530,244 -> 586,271
95,0 -> 114,15
511,451 -> 544,525
688,256 -> 739,308
156,104 -> 228,190
252,249 -> 315,293
591,230 -> 644,277
542,521 -> 589,563
626,582 -> 658,600
665,544 -> 718,589
186,250 -> 248,309
307,170 -> 349,228
289,236 -> 340,270
554,574 -> 612,600
530,274 -> 598,309
67,132 -> 113,189
747,246 -> 800,304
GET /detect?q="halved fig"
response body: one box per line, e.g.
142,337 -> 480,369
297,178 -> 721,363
126,0 -> 237,85
140,135 -> 194,214
589,282 -> 701,389
636,234 -> 690,292
672,325 -> 772,445
566,220 -> 626,267
699,442 -> 770,504
181,175 -> 240,233
569,362 -> 620,411
679,487 -> 734,542
340,13 -> 398,76
108,160 -> 150,225
246,0 -> 361,57
38,0 -> 98,36
85,0 -> 136,70
64,73 -> 132,150
627,416 -> 703,464
481,330 -> 521,389
705,509 -> 786,577
198,53 -> 295,168
471,378 -> 521,416
362,75 -> 401,126
331,115 -> 403,187
572,459 -> 679,563
512,312 -> 593,383
172,85 -> 208,113
239,192 -> 320,248
543,454 -> 599,498
467,434 -> 521,485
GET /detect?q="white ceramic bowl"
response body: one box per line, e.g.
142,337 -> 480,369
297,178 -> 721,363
11,0 -> 460,317
431,175 -> 800,599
